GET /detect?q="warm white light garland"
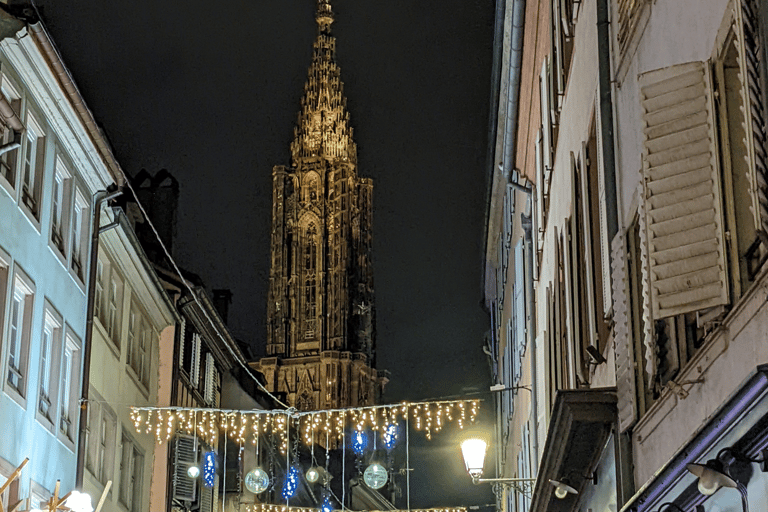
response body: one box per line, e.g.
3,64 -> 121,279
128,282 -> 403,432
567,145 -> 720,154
130,399 -> 480,447
244,505 -> 468,512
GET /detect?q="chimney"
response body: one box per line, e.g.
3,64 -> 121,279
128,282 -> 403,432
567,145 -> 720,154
212,289 -> 233,324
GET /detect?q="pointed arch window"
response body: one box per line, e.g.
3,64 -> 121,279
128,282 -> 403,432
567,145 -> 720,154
305,225 -> 318,338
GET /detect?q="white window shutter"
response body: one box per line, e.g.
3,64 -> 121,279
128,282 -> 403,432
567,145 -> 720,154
611,233 -> 638,433
191,334 -> 201,387
595,94 -> 613,317
535,130 -> 545,255
540,59 -> 553,173
204,353 -> 216,404
173,434 -> 198,501
734,0 -> 768,237
578,144 -> 599,348
178,318 -> 186,367
514,239 -> 526,385
639,61 -> 729,319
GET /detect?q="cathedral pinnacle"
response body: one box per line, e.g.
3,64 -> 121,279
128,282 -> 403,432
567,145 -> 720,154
290,0 -> 357,164
316,0 -> 334,31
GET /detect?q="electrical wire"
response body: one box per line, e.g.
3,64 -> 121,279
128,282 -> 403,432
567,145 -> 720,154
115,168 -> 288,409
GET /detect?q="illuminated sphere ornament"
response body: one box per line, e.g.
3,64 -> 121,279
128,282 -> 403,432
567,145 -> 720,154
187,465 -> 201,479
282,466 -> 300,500
203,451 -> 216,488
383,423 -> 399,450
244,468 -> 270,494
363,463 -> 388,490
306,467 -> 320,484
352,431 -> 368,456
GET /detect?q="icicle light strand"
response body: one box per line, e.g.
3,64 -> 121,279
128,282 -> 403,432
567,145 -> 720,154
130,399 -> 480,445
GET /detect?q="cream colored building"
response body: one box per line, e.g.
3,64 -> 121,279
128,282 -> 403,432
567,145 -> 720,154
483,0 -> 768,510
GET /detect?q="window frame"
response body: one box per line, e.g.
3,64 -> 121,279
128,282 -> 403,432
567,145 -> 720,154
37,302 -> 63,429
0,72 -> 22,197
4,266 -> 35,405
69,189 -> 89,284
18,109 -> 46,223
59,329 -> 81,446
49,153 -> 73,259
119,429 -> 144,512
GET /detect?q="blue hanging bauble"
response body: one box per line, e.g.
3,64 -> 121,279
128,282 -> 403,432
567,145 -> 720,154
281,465 -> 300,500
352,430 -> 368,455
203,451 -> 216,488
382,423 -> 399,450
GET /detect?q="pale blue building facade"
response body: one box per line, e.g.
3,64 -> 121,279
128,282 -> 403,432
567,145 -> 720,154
0,9 -> 120,508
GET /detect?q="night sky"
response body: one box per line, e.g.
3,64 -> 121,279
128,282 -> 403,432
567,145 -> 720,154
35,0 -> 496,507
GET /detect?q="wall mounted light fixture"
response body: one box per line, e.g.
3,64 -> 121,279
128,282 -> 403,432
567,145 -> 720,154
685,447 -> 768,512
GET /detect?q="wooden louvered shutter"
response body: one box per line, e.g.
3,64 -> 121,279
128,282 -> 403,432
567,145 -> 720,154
595,94 -> 613,317
173,434 -> 198,502
541,59 -> 553,174
639,61 -> 729,319
611,233 -> 638,433
514,239 -> 526,387
734,0 -> 768,238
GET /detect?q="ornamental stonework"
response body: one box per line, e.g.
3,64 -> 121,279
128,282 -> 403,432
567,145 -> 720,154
252,0 -> 384,411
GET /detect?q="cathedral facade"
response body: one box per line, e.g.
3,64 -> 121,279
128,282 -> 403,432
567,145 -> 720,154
252,0 -> 384,411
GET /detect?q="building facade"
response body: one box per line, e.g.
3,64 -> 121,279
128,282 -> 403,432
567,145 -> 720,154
253,0 -> 384,412
484,0 -> 768,511
0,5 -> 177,512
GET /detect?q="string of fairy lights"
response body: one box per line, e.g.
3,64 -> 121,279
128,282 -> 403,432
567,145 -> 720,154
130,399 -> 481,511
244,506 -> 468,512
130,399 -> 481,449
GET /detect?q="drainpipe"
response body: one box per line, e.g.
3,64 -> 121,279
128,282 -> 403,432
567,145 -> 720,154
75,188 -> 122,489
501,0 -> 527,179
516,180 -> 538,474
596,0 -> 618,244
596,0 -> 633,504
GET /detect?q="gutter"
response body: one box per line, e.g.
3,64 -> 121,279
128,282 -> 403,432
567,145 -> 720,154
75,188 -> 123,489
28,22 -> 125,187
481,0 -> 527,300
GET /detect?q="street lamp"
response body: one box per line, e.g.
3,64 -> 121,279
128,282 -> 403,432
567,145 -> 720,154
685,447 -> 767,512
460,439 -> 536,497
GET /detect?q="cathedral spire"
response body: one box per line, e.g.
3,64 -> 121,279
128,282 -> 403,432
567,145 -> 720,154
290,0 -> 357,165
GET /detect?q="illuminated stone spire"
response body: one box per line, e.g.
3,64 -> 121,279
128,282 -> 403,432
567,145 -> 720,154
290,0 -> 357,164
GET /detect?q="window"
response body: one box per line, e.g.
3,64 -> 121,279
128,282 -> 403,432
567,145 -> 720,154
127,301 -> 151,389
94,260 -> 104,322
86,391 -> 116,485
172,434 -> 199,502
6,268 -> 34,400
20,112 -> 45,219
712,0 -> 768,295
119,430 -> 144,512
0,75 -> 21,191
103,264 -> 123,345
60,333 -> 80,441
70,191 -> 88,282
50,156 -> 72,255
304,225 -> 318,338
38,305 -> 63,424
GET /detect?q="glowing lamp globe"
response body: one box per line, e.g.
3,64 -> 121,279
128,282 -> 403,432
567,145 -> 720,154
549,479 -> 578,499
187,465 -> 201,478
363,463 -> 388,490
65,491 -> 94,512
306,467 -> 321,484
461,438 -> 488,478
245,468 -> 270,494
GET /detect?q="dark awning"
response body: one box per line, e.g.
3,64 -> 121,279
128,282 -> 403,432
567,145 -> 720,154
528,388 -> 617,512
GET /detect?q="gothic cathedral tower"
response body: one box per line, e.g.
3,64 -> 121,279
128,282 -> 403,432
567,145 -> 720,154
253,0 -> 384,411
